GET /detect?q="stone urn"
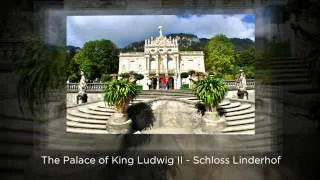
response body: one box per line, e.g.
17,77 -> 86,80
201,111 -> 226,133
106,113 -> 132,134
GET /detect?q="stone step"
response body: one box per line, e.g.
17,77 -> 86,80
66,121 -> 106,129
67,109 -> 110,120
222,129 -> 255,135
225,113 -> 255,121
226,118 -> 255,126
218,102 -> 241,109
78,107 -> 114,116
66,127 -> 108,134
66,115 -> 107,124
140,91 -> 194,94
141,90 -> 194,94
221,124 -> 255,133
137,94 -> 195,98
88,106 -> 115,112
142,127 -> 193,134
225,108 -> 255,117
218,100 -> 231,106
221,104 -> 251,112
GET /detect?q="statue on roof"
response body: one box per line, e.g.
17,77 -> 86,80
158,25 -> 163,37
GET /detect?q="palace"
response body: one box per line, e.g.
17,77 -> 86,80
118,26 -> 205,90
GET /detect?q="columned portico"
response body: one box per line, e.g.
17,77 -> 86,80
118,25 -> 205,90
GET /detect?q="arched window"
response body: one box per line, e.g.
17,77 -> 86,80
167,58 -> 174,69
150,58 -> 156,70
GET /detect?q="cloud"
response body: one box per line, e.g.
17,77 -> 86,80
67,14 -> 255,48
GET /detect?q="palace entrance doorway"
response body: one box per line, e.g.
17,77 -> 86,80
152,77 -> 157,89
168,77 -> 174,89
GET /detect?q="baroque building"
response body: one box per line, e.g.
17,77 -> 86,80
118,26 -> 205,90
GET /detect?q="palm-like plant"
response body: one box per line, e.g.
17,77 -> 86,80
193,77 -> 228,112
14,40 -> 66,115
103,79 -> 141,113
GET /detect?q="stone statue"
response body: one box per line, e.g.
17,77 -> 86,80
236,70 -> 248,99
78,71 -> 87,96
237,70 -> 247,91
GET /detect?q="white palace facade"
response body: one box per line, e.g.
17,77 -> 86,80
118,26 -> 205,90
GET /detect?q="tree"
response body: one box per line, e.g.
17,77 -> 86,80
73,39 -> 119,80
234,45 -> 255,78
193,77 -> 228,112
204,34 -> 235,76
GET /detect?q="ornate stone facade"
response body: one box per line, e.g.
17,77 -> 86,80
118,26 -> 205,90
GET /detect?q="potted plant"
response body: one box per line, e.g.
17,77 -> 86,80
103,79 -> 141,133
193,76 -> 227,112
103,79 -> 141,113
193,76 -> 228,132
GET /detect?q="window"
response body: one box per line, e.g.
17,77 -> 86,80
168,58 -> 174,69
150,58 -> 156,70
129,61 -> 138,71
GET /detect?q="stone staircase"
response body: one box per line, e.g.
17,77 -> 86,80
218,100 -> 255,134
137,89 -> 195,99
66,99 -> 150,134
66,93 -> 256,134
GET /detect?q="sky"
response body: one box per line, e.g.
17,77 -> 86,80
67,14 -> 255,48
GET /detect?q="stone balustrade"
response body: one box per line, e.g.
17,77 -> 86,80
66,79 -> 255,92
67,82 -> 108,92
225,79 -> 255,90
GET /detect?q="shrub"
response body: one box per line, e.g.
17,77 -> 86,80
137,85 -> 143,91
180,72 -> 189,79
101,74 -> 112,82
181,84 -> 189,89
135,74 -> 144,81
119,73 -> 130,79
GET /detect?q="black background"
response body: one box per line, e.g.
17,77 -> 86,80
1,0 -> 319,179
